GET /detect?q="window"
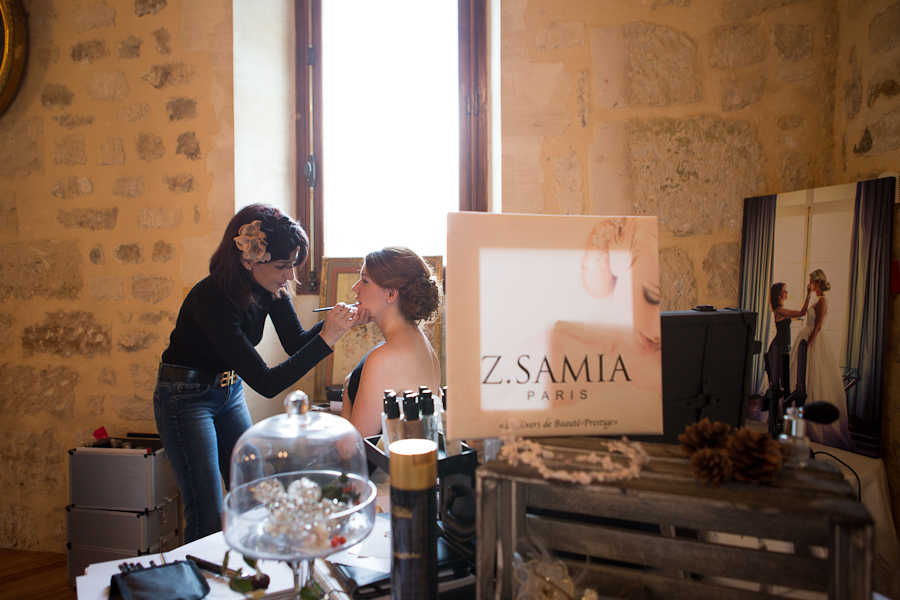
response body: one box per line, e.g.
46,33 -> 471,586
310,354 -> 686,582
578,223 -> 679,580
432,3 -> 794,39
295,0 -> 487,292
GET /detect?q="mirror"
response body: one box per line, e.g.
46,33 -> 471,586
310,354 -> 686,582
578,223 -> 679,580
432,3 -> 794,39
0,0 -> 27,117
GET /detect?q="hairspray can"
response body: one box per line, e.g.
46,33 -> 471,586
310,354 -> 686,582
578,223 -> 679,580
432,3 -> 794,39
389,438 -> 438,600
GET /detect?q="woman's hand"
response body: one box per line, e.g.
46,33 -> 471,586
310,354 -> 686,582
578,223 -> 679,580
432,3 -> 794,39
319,303 -> 365,348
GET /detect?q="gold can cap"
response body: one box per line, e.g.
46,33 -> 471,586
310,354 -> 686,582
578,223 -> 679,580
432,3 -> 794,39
389,439 -> 437,491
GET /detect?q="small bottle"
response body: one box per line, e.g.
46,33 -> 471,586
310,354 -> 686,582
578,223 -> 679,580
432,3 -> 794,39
389,439 -> 438,600
418,388 -> 440,451
778,406 -> 811,467
381,390 -> 404,457
441,386 -> 462,456
402,391 -> 425,439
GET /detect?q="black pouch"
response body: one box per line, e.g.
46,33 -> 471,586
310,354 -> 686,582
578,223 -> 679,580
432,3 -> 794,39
109,560 -> 210,600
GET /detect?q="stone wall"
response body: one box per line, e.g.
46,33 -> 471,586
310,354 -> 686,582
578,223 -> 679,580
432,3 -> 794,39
501,0 -> 900,531
0,0 -> 234,551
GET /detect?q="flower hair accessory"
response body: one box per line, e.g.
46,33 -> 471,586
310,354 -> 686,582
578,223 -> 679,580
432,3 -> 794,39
234,220 -> 271,263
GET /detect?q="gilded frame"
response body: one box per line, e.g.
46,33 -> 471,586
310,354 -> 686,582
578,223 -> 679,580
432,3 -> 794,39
0,0 -> 27,117
312,256 -> 443,404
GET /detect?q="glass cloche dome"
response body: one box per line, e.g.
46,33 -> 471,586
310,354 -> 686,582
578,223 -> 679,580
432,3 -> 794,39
223,390 -> 377,591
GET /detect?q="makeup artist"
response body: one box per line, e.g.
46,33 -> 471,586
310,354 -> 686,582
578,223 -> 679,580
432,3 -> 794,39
154,203 -> 367,543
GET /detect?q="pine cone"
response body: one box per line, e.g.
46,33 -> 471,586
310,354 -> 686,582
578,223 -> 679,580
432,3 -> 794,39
690,447 -> 733,485
678,418 -> 732,456
726,428 -> 784,484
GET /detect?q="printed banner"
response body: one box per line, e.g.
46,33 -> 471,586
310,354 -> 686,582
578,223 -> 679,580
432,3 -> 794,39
445,213 -> 663,439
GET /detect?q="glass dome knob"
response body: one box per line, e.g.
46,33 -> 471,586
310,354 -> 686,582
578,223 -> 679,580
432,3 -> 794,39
285,390 -> 309,418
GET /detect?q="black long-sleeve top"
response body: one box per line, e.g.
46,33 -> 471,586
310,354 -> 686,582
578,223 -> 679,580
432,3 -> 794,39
161,277 -> 332,398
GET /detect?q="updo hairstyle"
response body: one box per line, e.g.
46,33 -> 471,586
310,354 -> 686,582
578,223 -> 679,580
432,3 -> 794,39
769,282 -> 786,311
809,269 -> 831,292
209,203 -> 309,309
363,246 -> 442,324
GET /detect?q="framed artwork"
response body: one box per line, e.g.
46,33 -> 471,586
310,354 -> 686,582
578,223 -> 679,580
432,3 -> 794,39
445,213 -> 663,440
739,177 -> 895,456
313,255 -> 444,403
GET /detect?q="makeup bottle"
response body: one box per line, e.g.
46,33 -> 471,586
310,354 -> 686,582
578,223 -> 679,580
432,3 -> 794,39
389,438 -> 438,600
440,386 -> 462,456
418,388 -> 440,451
381,390 -> 404,457
402,391 -> 425,440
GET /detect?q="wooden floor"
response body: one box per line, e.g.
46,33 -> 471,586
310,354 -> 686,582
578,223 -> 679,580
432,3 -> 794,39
0,549 -> 77,600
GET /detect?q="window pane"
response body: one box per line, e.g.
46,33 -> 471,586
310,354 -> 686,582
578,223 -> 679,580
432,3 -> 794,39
322,1 -> 459,259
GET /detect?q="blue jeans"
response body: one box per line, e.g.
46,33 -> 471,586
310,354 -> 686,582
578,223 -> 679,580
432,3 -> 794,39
153,374 -> 252,543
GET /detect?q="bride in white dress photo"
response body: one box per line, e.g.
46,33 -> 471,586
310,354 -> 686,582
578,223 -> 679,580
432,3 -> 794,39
790,269 -> 852,450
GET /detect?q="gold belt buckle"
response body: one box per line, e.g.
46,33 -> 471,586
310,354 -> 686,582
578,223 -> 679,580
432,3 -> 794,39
218,370 -> 238,387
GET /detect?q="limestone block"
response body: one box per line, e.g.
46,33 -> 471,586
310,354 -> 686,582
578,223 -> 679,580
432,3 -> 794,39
166,97 -> 197,121
0,313 -> 13,350
90,275 -> 125,300
131,364 -> 157,389
0,428 -> 65,526
136,133 -> 165,161
867,106 -> 900,156
0,117 -> 43,178
86,71 -> 129,101
71,39 -> 109,65
869,1 -> 900,55
0,504 -> 36,549
117,331 -> 158,352
137,207 -> 182,228
131,274 -> 173,303
135,0 -> 167,17
535,22 -> 585,50
778,152 -> 812,191
113,243 -> 143,264
576,70 -> 589,128
97,369 -> 117,386
52,114 -> 95,129
628,116 -> 765,235
119,312 -> 133,324
113,176 -> 145,198
111,395 -> 154,421
40,84 -> 74,110
86,395 -> 105,417
99,137 -> 125,165
34,44 -> 61,68
163,173 -> 197,193
555,151 -> 584,215
709,23 -> 766,69
69,2 -> 116,33
866,66 -> 900,108
721,0 -> 810,21
654,0 -> 690,6
52,177 -> 94,199
772,23 -> 812,63
152,240 -> 175,262
0,190 -> 16,234
0,240 -> 82,301
659,247 -> 696,311
117,35 -> 142,59
703,242 -> 741,299
588,121 -> 636,215
53,134 -> 86,166
843,47 -> 862,119
21,312 -> 109,358
58,208 -> 118,231
592,23 -> 701,108
117,103 -> 150,121
90,245 -> 104,265
152,28 -> 171,54
778,67 -> 815,82
777,115 -> 803,130
848,0 -> 868,20
721,74 -> 766,110
176,132 -> 200,160
139,310 -> 175,324
142,63 -> 198,89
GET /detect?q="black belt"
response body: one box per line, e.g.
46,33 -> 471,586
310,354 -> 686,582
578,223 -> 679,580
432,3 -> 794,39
158,364 -> 239,388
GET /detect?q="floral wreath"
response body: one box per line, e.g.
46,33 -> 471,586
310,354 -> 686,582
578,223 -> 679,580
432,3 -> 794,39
234,220 -> 271,263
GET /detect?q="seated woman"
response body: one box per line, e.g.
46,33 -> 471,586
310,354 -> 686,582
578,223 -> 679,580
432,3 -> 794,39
341,247 -> 442,437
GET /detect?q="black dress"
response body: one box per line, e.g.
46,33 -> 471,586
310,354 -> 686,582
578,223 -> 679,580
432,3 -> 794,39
768,317 -> 792,355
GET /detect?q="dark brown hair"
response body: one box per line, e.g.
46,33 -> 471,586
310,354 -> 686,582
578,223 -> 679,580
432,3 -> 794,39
363,246 -> 441,324
769,282 -> 786,311
209,204 -> 309,309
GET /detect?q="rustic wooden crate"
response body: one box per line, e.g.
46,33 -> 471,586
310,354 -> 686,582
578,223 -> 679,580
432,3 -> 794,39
476,437 -> 873,600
